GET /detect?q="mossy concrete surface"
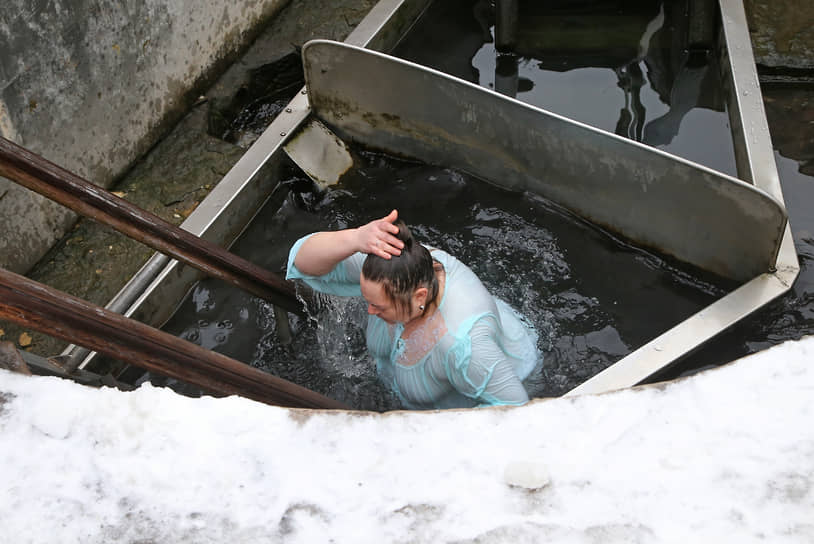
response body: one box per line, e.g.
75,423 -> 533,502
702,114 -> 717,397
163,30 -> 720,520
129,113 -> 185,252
0,0 -> 377,359
745,0 -> 814,69
0,0 -> 292,275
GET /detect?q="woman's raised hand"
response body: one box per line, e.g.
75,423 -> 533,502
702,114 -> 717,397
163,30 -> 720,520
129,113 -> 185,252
357,209 -> 404,259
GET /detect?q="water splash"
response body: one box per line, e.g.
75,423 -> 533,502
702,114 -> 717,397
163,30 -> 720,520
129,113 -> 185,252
156,148 -> 725,408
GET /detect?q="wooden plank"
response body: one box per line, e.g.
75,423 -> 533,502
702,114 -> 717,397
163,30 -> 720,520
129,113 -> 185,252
0,267 -> 347,409
0,136 -> 305,315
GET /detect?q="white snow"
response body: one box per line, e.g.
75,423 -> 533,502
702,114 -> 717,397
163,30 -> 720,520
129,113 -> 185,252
1,337 -> 813,543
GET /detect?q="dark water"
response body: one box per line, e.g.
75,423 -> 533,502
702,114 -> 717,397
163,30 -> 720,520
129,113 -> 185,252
158,147 -> 726,410
208,52 -> 305,148
391,0 -> 814,378
659,85 -> 814,378
153,0 -> 814,407
393,0 -> 736,175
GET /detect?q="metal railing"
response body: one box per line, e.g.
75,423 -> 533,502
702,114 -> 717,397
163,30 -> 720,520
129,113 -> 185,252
0,136 -> 345,409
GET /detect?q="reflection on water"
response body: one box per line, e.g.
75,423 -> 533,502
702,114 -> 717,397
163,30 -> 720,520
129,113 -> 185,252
393,0 -> 736,175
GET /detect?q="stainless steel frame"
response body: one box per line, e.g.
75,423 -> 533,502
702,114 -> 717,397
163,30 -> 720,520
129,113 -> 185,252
78,0 -> 798,400
300,40 -> 786,284
569,0 -> 799,394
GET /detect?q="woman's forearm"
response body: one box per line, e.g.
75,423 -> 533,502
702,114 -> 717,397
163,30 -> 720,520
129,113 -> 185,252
293,229 -> 362,276
293,210 -> 404,276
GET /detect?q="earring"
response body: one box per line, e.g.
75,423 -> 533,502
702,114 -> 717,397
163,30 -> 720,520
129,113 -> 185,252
419,305 -> 425,311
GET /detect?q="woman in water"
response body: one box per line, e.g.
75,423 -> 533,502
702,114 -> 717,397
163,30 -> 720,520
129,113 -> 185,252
287,210 -> 539,409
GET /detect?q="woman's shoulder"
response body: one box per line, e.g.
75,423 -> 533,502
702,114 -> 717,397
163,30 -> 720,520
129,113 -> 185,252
425,246 -> 466,276
431,251 -> 497,331
427,248 -> 485,290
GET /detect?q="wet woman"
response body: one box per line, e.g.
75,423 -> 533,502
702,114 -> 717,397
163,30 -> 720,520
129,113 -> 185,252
286,210 -> 540,409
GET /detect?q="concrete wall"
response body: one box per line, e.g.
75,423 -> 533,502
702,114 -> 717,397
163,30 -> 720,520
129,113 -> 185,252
0,0 -> 290,274
744,0 -> 814,69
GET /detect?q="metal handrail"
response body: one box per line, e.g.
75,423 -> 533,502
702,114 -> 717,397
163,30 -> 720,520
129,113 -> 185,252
0,267 -> 346,408
0,136 -> 352,408
0,136 -> 305,316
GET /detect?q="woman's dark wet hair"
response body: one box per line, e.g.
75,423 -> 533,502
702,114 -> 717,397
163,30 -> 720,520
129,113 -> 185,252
362,219 -> 440,317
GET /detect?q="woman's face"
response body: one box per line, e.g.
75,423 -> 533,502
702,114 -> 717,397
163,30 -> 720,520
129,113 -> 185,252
360,275 -> 405,324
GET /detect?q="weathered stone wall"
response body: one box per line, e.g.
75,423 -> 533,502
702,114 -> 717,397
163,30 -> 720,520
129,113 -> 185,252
0,0 -> 290,274
745,0 -> 814,69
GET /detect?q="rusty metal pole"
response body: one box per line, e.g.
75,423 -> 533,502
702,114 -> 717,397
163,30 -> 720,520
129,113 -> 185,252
0,267 -> 347,409
0,136 -> 305,316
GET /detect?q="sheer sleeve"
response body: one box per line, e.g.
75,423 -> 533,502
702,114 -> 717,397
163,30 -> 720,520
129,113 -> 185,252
285,233 -> 366,297
445,314 -> 530,407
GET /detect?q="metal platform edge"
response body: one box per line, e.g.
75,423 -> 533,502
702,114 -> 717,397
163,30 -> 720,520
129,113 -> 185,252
566,0 -> 800,395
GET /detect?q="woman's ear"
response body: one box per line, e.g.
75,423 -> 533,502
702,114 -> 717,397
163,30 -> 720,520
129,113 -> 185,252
413,286 -> 428,307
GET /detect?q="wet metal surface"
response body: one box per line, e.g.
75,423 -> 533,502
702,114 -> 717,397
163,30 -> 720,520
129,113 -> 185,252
302,39 -> 786,283
384,0 -> 806,391
656,84 -> 814,380
105,0 -> 806,399
284,118 -> 354,189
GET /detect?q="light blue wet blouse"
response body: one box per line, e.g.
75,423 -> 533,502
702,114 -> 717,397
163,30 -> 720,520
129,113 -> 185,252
286,234 -> 540,409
